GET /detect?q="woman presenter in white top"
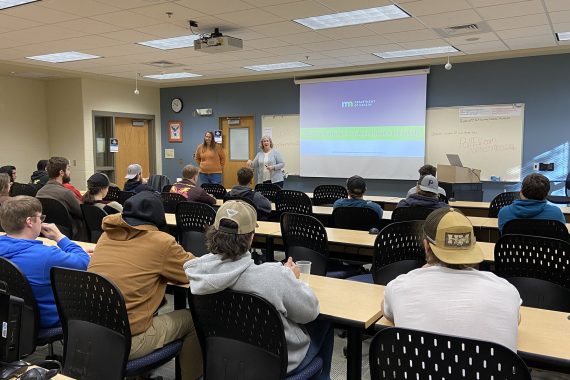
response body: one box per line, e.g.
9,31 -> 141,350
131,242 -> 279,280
247,136 -> 285,188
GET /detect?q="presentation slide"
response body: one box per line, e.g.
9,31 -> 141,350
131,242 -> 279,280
299,74 -> 427,180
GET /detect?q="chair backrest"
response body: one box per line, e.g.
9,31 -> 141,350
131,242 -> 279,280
162,184 -> 173,193
50,267 -> 130,380
332,206 -> 382,231
117,191 -> 135,205
80,204 -> 108,243
160,192 -> 187,214
312,184 -> 348,206
280,212 -> 328,276
438,193 -> 449,204
188,289 -> 287,380
370,327 -> 531,380
494,234 -> 570,312
372,221 -> 425,285
38,197 -> 73,238
223,195 -> 258,212
0,257 -> 39,357
175,202 -> 216,257
391,206 -> 437,222
103,186 -> 121,202
147,174 -> 170,192
275,190 -> 312,215
254,183 -> 281,202
200,183 -> 227,199
502,218 -> 569,241
489,191 -> 519,217
10,182 -> 38,196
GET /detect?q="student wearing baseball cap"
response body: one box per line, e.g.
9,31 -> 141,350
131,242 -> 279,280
123,163 -> 154,193
185,201 -> 334,379
332,175 -> 383,219
396,174 -> 448,210
383,207 -> 521,351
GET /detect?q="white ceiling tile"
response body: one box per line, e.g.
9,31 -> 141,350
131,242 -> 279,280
504,34 -> 557,49
317,0 -> 393,13
262,45 -> 311,55
130,2 -> 207,22
549,10 -> 570,24
39,0 -> 122,17
2,25 -> 87,44
477,0 -> 546,20
445,32 -> 500,46
544,0 -> 570,12
335,35 -> 393,47
467,0 -> 531,6
553,22 -> 570,33
0,38 -> 26,49
486,13 -> 549,31
358,43 -> 403,53
417,9 -> 482,28
338,54 -> 380,64
0,48 -> 32,60
250,21 -> 308,36
100,30 -> 163,43
217,8 -> 284,26
302,40 -> 345,51
364,17 -> 426,34
399,0 -> 472,17
91,10 -> 165,29
278,32 -> 331,44
316,25 -> 376,39
58,18 -> 123,34
497,25 -> 554,40
244,37 -> 290,49
384,29 -> 440,43
453,40 -> 508,53
82,43 -> 151,57
263,0 -> 331,19
134,23 -> 194,38
243,0 -> 300,6
0,14 -> 43,31
399,38 -> 453,49
175,0 -> 254,14
3,4 -> 78,23
94,0 -> 173,10
320,47 -> 371,58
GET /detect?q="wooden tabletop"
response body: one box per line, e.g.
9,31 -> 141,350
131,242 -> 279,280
37,236 -> 96,251
308,275 -> 384,328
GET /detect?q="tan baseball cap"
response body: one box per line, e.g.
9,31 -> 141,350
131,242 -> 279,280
423,207 -> 483,265
214,200 -> 258,234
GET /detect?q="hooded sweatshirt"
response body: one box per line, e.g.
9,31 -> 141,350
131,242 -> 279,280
0,235 -> 90,328
123,179 -> 154,194
498,199 -> 566,232
30,170 -> 49,187
228,185 -> 272,216
396,193 -> 448,209
184,253 -> 319,373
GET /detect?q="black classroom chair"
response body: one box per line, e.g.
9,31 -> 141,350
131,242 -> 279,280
10,182 -> 38,196
80,204 -> 107,243
200,183 -> 227,199
117,191 -> 135,205
38,197 -> 73,239
160,192 -> 187,214
254,183 -> 281,202
175,201 -> 216,257
489,191 -> 519,218
331,206 -> 385,231
312,184 -> 348,206
502,218 -> 569,241
103,186 -> 121,203
275,190 -> 313,215
546,172 -> 570,204
391,206 -> 438,222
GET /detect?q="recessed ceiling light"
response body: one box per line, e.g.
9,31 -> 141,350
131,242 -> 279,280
374,46 -> 459,59
138,35 -> 201,50
244,61 -> 312,71
143,72 -> 202,80
556,32 -> 570,41
26,51 -> 101,63
0,0 -> 40,10
294,5 -> 409,30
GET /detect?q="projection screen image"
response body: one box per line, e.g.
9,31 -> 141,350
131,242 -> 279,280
299,73 -> 427,180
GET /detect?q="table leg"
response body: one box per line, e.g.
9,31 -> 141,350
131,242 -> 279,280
266,236 -> 275,262
347,326 -> 362,380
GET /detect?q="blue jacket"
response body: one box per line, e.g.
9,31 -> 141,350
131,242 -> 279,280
332,198 -> 383,219
498,199 -> 566,232
0,236 -> 90,328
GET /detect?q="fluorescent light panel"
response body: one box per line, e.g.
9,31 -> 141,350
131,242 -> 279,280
556,32 -> 570,41
374,46 -> 458,59
244,61 -> 312,71
143,72 -> 202,80
294,5 -> 409,30
0,0 -> 39,10
26,51 -> 101,63
138,35 -> 200,50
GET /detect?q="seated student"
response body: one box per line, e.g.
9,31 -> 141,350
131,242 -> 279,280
383,208 -> 521,351
185,201 -> 333,379
0,196 -> 91,328
123,164 -> 154,193
63,175 -> 82,202
82,173 -> 122,214
170,164 -> 216,205
332,175 -> 383,219
226,167 -> 271,219
0,173 -> 11,205
396,175 -> 448,210
36,157 -> 86,241
87,192 -> 202,380
498,173 -> 566,232
407,164 -> 446,197
0,165 -> 16,183
30,160 -> 49,188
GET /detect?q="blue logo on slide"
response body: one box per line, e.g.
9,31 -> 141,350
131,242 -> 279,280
341,99 -> 376,108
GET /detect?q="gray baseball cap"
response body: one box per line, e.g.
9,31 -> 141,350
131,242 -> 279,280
125,164 -> 142,179
418,175 -> 438,194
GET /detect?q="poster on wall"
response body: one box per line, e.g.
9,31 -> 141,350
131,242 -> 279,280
214,130 -> 222,143
110,138 -> 118,152
168,121 -> 183,143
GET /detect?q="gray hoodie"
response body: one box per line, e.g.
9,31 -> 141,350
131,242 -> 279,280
184,253 -> 319,372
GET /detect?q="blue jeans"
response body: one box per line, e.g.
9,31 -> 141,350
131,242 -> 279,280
287,319 -> 334,380
198,172 -> 222,185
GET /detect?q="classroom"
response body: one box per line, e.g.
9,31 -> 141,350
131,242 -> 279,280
1,1 -> 570,379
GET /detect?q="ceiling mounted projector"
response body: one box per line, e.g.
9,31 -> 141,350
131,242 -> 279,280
194,28 -> 243,53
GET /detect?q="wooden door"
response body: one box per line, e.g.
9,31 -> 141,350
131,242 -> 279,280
114,118 -> 150,189
220,116 -> 255,188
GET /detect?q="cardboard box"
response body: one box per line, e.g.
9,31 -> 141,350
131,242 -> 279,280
437,165 -> 481,183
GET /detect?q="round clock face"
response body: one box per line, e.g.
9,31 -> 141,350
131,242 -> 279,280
171,98 -> 183,113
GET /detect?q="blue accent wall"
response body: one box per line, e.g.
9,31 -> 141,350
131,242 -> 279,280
160,53 -> 570,201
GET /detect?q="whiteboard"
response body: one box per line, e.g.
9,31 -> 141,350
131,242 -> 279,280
261,115 -> 300,175
426,104 -> 524,182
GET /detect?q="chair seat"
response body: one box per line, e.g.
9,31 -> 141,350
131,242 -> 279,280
37,326 -> 63,345
347,273 -> 373,283
125,339 -> 183,377
326,261 -> 362,279
286,356 -> 323,380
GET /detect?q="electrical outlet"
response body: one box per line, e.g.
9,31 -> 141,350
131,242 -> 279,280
533,163 -> 539,171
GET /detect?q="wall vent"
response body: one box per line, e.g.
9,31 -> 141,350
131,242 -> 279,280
435,21 -> 491,37
145,60 -> 183,68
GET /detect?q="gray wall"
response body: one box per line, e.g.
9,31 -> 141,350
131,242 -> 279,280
160,53 -> 570,201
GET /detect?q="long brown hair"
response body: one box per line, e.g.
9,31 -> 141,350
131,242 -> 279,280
202,131 -> 217,152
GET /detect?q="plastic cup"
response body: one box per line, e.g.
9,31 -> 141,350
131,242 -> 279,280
296,260 -> 312,284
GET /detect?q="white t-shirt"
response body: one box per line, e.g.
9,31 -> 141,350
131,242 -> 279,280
262,151 -> 271,182
383,265 -> 521,351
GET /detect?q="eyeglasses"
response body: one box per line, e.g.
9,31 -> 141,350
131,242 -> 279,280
30,214 -> 46,222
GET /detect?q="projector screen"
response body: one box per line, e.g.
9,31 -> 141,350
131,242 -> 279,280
299,73 -> 427,180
